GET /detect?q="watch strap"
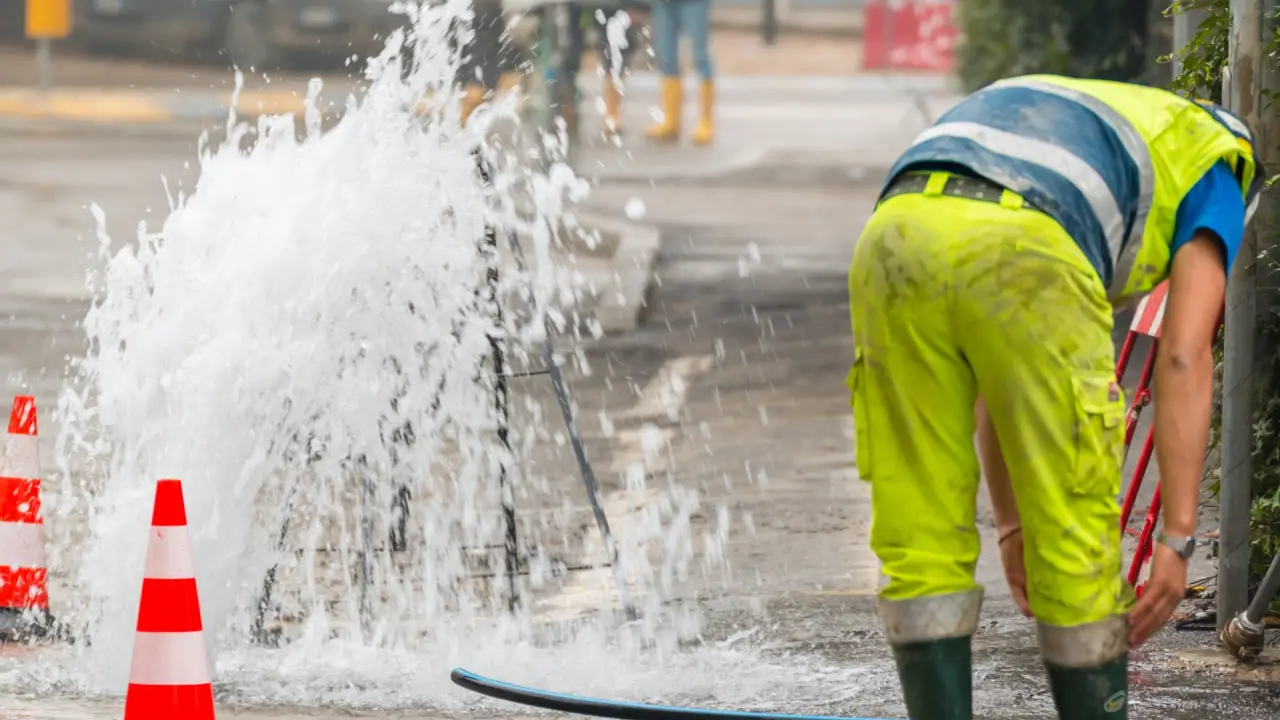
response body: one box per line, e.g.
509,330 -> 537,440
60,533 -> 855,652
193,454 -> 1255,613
1156,531 -> 1196,559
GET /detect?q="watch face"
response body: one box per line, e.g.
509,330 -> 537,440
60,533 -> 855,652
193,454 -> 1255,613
1175,537 -> 1194,558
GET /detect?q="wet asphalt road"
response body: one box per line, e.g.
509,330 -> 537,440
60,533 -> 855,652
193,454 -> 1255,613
0,117 -> 1276,718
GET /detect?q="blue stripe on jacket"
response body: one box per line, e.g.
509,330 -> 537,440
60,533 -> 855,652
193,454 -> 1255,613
880,85 -> 1143,288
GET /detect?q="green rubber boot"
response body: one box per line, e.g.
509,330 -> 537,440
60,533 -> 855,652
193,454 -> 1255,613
891,636 -> 974,720
1045,654 -> 1128,719
880,589 -> 983,720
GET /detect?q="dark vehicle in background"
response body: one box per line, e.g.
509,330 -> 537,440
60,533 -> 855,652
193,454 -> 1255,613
72,0 -> 407,69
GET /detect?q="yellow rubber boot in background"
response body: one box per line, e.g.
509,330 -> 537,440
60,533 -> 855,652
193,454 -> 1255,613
603,74 -> 624,137
645,76 -> 682,142
459,83 -> 487,126
497,71 -> 525,117
498,71 -> 523,95
690,79 -> 714,146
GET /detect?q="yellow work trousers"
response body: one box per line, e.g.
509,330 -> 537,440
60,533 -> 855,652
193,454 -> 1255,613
847,174 -> 1135,627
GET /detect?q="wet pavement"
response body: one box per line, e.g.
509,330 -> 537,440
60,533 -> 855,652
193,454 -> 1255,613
0,72 -> 1276,720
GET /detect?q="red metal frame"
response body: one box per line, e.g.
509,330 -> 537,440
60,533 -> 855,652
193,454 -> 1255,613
1115,283 -> 1168,598
1114,282 -> 1222,597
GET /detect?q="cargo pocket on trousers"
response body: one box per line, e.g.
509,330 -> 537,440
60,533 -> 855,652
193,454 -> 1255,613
848,348 -> 874,480
1071,372 -> 1125,497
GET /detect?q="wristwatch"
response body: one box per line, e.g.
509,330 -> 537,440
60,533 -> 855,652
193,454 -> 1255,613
1156,532 -> 1196,561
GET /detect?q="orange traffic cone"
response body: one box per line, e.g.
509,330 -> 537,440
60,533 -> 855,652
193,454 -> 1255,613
0,395 -> 53,641
123,479 -> 215,720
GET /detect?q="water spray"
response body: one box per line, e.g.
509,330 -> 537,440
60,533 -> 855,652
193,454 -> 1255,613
243,142 -> 640,642
500,225 -> 637,623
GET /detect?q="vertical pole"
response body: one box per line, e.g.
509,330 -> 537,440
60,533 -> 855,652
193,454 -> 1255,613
558,6 -> 580,148
541,6 -> 560,141
762,0 -> 778,45
1244,545 -> 1280,623
35,38 -> 51,93
532,8 -> 554,172
26,0 -> 69,92
1218,0 -> 1263,632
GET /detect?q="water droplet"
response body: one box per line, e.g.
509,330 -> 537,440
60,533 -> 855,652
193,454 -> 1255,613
625,197 -> 647,220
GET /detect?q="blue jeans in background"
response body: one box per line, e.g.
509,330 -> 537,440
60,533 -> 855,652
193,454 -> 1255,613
650,0 -> 714,79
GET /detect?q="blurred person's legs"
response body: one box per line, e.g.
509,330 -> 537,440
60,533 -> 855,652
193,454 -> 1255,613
596,9 -> 637,135
565,5 -> 587,78
457,0 -> 508,125
645,1 -> 683,142
678,0 -> 713,145
563,5 -> 588,132
497,12 -> 523,95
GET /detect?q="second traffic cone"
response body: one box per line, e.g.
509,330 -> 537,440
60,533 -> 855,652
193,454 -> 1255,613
0,395 -> 53,641
124,479 -> 215,720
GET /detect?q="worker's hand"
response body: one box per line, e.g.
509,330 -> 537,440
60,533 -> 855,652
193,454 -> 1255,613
998,528 -> 1033,618
1128,543 -> 1189,647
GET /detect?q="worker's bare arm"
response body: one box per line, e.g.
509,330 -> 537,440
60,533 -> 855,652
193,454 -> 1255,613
1153,232 -> 1226,539
976,398 -> 1020,534
976,397 -> 1032,617
1130,231 -> 1226,647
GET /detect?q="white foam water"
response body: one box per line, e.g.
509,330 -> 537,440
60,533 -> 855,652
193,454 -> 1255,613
39,0 -> 581,695
0,2 -> 884,714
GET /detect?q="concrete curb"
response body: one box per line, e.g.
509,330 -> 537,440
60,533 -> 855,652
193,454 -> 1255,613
570,211 -> 661,335
576,143 -> 896,188
582,159 -> 894,188
619,72 -> 956,95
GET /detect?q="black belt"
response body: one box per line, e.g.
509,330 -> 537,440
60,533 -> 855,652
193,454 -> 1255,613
882,172 -> 1043,213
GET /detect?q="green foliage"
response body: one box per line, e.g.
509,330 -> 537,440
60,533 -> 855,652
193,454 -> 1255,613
1160,0 -> 1230,100
1242,300 -> 1280,578
955,0 -> 1154,92
1166,0 -> 1280,580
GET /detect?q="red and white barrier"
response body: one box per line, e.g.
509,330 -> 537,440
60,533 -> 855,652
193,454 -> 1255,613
0,396 -> 50,620
124,479 -> 215,720
862,0 -> 958,73
1129,281 -> 1168,338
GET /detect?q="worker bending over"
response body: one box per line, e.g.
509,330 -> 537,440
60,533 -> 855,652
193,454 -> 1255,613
847,76 -> 1262,719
